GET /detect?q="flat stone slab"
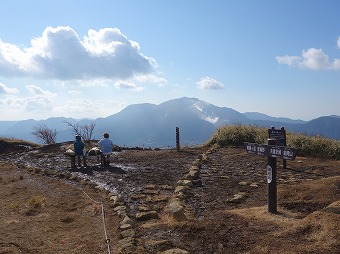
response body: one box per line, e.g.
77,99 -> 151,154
159,248 -> 189,254
136,211 -> 159,221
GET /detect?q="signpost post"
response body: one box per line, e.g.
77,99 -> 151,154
176,127 -> 180,152
244,134 -> 298,214
267,139 -> 277,213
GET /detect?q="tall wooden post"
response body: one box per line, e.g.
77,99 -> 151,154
176,127 -> 180,152
281,126 -> 287,169
267,138 -> 277,213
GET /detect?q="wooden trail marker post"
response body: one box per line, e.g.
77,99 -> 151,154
176,127 -> 180,152
244,133 -> 298,213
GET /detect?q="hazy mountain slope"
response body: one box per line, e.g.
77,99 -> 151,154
296,116 -> 340,139
244,112 -> 306,124
0,98 -> 340,145
160,97 -> 249,126
0,121 -> 19,134
95,99 -> 216,146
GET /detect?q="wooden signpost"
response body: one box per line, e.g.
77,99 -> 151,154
176,127 -> 180,152
244,127 -> 298,213
268,126 -> 287,168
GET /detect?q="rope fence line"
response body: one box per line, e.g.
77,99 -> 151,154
80,188 -> 112,254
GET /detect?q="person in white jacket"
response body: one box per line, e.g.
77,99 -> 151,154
98,132 -> 114,166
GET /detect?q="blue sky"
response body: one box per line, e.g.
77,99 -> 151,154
0,0 -> 339,121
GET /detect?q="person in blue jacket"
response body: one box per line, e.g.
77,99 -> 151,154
98,132 -> 114,166
73,135 -> 87,167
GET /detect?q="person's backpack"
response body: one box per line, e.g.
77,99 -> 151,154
88,147 -> 102,156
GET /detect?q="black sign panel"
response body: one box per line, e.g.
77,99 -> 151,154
268,128 -> 286,146
244,142 -> 298,160
268,146 -> 298,160
244,142 -> 268,156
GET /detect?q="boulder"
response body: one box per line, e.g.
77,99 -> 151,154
167,200 -> 186,221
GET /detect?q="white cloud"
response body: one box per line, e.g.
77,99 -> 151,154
0,95 -> 122,120
54,98 -> 122,119
0,82 -> 18,94
196,76 -> 225,90
13,85 -> 57,112
0,95 -> 53,112
337,36 -> 340,48
0,96 -> 24,109
68,90 -> 82,96
114,80 -> 145,91
134,74 -> 168,86
26,85 -> 56,98
276,37 -> 340,71
25,96 -> 53,112
0,26 -> 156,80
275,55 -> 301,67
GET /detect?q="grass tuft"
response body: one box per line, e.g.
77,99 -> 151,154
27,195 -> 46,208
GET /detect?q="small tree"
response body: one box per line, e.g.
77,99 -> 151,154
32,124 -> 58,144
80,122 -> 96,141
64,121 -> 81,137
64,121 -> 96,141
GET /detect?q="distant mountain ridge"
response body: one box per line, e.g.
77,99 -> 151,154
243,112 -> 306,124
1,97 -> 340,146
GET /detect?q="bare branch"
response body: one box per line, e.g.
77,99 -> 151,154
32,124 -> 58,144
64,121 -> 96,141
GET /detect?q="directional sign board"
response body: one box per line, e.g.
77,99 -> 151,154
244,142 -> 298,161
268,146 -> 298,160
268,128 -> 286,146
244,142 -> 268,156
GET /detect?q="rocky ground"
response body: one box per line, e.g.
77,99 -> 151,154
0,141 -> 339,253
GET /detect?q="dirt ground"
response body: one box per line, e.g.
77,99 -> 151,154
0,141 -> 339,253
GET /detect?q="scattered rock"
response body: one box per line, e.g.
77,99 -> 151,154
117,236 -> 135,253
167,200 -> 187,221
188,166 -> 199,178
227,192 -> 247,203
59,216 -> 74,223
120,229 -> 135,238
192,159 -> 201,167
138,205 -> 150,212
114,205 -> 127,212
120,223 -> 132,230
146,195 -> 168,203
114,205 -> 128,216
192,179 -> 203,186
120,216 -> 134,226
159,248 -> 189,254
143,189 -> 160,195
131,193 -> 146,200
174,185 -> 188,193
177,179 -> 193,187
145,239 -> 169,248
145,184 -> 156,189
109,194 -> 124,207
136,211 -> 159,221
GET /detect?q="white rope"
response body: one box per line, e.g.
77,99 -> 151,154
101,202 -> 111,254
80,188 -> 112,254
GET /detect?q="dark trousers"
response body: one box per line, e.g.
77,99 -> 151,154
77,155 -> 87,167
101,154 -> 110,166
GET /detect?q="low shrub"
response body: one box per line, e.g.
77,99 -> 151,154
205,125 -> 267,147
27,195 -> 46,208
206,125 -> 340,159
